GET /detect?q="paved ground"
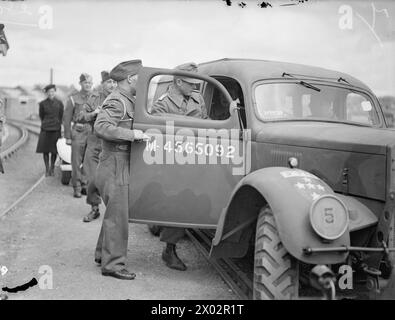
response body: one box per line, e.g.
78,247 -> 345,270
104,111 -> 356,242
0,165 -> 236,300
0,133 -> 43,214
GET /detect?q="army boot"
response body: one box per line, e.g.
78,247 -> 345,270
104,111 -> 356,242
73,188 -> 82,198
83,205 -> 100,222
162,243 -> 187,271
81,186 -> 87,196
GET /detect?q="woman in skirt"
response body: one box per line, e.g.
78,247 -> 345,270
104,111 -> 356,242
36,84 -> 64,176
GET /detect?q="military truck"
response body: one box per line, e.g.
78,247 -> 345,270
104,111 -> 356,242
127,58 -> 395,299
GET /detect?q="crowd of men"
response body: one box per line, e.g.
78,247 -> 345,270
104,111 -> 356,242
60,60 -> 207,280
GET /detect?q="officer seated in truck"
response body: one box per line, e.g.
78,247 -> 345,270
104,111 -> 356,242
150,62 -> 207,271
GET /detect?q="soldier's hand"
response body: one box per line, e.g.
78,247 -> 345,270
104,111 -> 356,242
66,139 -> 72,145
94,108 -> 101,114
133,129 -> 150,141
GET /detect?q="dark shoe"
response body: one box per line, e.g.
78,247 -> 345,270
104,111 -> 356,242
162,244 -> 187,271
49,167 -> 55,176
83,208 -> 100,222
148,224 -> 162,237
81,187 -> 87,196
73,189 -> 82,198
94,258 -> 101,265
45,169 -> 50,177
102,269 -> 136,280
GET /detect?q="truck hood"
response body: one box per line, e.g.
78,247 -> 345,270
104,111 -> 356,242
255,121 -> 395,155
254,121 -> 395,201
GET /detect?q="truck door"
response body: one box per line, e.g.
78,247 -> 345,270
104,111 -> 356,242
128,67 -> 248,228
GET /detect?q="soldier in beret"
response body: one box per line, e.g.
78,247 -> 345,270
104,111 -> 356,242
151,62 -> 207,271
36,84 -> 64,176
94,59 -> 148,280
76,71 -> 116,222
152,62 -> 208,119
63,73 -> 93,198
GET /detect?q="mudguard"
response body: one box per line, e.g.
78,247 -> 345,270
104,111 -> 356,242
212,167 -> 377,265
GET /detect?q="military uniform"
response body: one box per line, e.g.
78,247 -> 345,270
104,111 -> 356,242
152,86 -> 207,246
76,89 -> 109,209
94,86 -> 137,273
152,85 -> 208,119
151,62 -> 207,271
63,90 -> 92,193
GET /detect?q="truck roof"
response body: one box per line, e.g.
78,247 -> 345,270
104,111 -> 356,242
198,58 -> 369,90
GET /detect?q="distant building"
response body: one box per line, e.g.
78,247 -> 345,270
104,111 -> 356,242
0,84 -> 76,120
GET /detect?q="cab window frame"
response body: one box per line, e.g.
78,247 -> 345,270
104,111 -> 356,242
141,72 -> 241,130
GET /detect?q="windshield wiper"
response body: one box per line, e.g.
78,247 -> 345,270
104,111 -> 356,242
282,72 -> 321,92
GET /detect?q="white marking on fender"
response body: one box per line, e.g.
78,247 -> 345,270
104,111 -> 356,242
306,183 -> 316,189
312,192 -> 320,200
295,182 -> 305,189
280,170 -> 316,179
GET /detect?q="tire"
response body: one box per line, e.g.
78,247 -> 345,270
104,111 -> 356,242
253,205 -> 299,300
61,170 -> 71,185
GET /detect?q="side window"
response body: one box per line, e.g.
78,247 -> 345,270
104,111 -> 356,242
145,74 -> 246,128
147,75 -> 206,119
346,93 -> 378,125
209,76 -> 246,127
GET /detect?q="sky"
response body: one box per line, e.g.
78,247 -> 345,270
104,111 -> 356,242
0,0 -> 395,96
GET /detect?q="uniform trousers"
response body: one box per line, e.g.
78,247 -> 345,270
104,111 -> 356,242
94,149 -> 130,272
83,134 -> 102,206
160,227 -> 186,245
71,126 -> 89,190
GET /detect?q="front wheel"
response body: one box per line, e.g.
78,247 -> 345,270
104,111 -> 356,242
253,205 -> 299,300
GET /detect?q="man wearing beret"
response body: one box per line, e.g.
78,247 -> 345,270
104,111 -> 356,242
151,62 -> 207,271
152,62 -> 208,119
94,60 -> 148,280
63,73 -> 93,198
76,71 -> 116,222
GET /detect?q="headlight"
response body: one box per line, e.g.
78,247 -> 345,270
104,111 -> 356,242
309,195 -> 349,240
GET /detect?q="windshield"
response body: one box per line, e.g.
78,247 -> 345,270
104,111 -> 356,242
254,82 -> 380,126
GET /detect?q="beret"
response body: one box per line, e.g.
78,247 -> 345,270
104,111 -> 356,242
174,62 -> 200,84
80,73 -> 92,83
44,84 -> 56,92
101,71 -> 111,82
110,59 -> 142,82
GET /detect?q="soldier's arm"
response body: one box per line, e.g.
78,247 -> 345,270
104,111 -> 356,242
94,100 -> 136,142
151,99 -> 170,115
76,102 -> 98,123
63,97 -> 74,140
